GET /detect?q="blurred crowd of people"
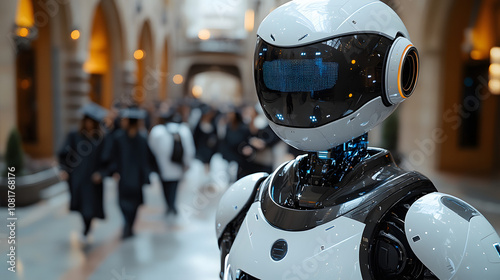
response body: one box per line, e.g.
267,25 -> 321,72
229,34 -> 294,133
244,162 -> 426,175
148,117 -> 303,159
57,98 -> 293,240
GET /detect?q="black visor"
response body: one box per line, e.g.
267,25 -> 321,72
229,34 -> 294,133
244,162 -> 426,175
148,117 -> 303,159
255,34 -> 393,128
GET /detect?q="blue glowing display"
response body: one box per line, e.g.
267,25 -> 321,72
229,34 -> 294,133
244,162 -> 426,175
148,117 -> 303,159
263,59 -> 339,92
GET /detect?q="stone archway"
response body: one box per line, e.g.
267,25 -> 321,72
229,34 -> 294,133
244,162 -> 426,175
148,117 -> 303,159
13,0 -> 72,158
84,0 -> 125,109
185,64 -> 242,105
85,3 -> 112,108
189,70 -> 243,106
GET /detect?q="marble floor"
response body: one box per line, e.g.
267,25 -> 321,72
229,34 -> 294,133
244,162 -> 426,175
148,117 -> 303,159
0,156 -> 499,280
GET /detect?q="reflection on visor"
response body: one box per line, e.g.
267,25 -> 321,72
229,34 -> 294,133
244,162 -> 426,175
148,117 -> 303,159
263,59 -> 339,92
255,34 -> 394,128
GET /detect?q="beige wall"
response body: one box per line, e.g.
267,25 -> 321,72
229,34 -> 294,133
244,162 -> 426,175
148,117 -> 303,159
388,0 -> 453,174
0,1 -> 19,157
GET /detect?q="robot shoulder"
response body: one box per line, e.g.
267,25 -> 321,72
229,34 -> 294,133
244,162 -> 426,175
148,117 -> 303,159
405,192 -> 500,279
215,172 -> 268,241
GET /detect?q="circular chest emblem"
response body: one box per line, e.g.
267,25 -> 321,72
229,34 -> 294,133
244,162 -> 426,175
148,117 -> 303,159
270,239 -> 288,261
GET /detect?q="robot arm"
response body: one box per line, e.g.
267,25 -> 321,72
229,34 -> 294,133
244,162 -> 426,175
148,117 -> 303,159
215,172 -> 269,240
215,172 -> 268,278
405,192 -> 500,279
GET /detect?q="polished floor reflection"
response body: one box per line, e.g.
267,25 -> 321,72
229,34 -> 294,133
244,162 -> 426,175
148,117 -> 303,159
0,158 -> 499,280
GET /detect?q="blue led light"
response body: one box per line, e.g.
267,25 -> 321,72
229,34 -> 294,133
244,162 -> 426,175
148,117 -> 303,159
325,225 -> 335,231
318,151 -> 329,160
306,134 -> 369,185
310,116 -> 318,123
464,77 -> 474,87
316,52 -> 321,56
276,114 -> 284,121
301,52 -> 306,56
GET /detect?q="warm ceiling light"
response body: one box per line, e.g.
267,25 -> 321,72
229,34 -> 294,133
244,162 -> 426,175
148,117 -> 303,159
198,29 -> 211,40
134,49 -> 145,60
491,47 -> 500,63
192,85 -> 203,98
489,64 -> 500,78
489,79 -> 500,94
470,50 -> 482,60
244,10 -> 255,32
20,78 -> 31,90
70,29 -> 80,40
16,0 -> 35,28
17,27 -> 29,38
173,74 -> 184,85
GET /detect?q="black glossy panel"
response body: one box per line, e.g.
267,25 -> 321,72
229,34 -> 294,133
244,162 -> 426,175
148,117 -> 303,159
255,34 -> 393,128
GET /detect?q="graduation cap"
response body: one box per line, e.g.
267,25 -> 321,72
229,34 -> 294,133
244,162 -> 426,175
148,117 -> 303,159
120,107 -> 146,120
81,102 -> 108,122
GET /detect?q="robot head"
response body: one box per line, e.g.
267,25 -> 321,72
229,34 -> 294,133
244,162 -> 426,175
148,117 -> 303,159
254,0 -> 419,152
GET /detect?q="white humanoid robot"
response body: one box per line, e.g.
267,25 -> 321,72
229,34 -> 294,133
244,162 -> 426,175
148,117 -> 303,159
215,0 -> 500,279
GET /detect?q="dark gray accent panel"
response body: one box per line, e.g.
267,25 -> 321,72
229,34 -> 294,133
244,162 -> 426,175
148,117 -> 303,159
441,196 -> 479,222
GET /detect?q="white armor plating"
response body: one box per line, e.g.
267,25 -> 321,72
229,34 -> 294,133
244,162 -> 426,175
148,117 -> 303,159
226,204 -> 365,279
405,193 -> 500,279
257,0 -> 409,47
268,97 -> 396,152
216,173 -> 268,239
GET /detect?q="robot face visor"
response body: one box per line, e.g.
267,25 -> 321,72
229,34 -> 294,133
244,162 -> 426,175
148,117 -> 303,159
255,34 -> 393,128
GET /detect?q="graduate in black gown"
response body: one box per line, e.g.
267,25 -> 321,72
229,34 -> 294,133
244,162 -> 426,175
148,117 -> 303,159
58,103 -> 108,239
218,109 -> 252,180
109,108 -> 151,238
193,105 -> 218,167
238,105 -> 281,177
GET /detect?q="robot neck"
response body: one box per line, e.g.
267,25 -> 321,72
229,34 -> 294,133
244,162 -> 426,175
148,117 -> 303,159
298,134 -> 369,188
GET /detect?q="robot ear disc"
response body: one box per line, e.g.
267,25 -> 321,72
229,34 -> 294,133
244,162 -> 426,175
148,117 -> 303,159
401,48 -> 419,98
384,37 -> 420,105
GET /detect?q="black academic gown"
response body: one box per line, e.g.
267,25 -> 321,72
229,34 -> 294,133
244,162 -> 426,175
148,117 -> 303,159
109,130 -> 151,213
239,125 -> 280,177
58,131 -> 106,220
193,120 -> 218,164
218,123 -> 252,180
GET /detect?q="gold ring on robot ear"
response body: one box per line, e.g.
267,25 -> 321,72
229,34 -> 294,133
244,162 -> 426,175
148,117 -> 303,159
385,37 -> 420,105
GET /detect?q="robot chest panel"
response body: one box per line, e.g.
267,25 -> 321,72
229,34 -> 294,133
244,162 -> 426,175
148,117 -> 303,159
226,203 -> 366,280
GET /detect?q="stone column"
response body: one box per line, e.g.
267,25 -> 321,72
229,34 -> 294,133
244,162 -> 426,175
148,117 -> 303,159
118,60 -> 137,107
64,53 -> 89,133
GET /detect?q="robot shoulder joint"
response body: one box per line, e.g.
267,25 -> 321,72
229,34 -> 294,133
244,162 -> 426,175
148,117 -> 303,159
215,172 -> 268,241
405,192 -> 500,279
